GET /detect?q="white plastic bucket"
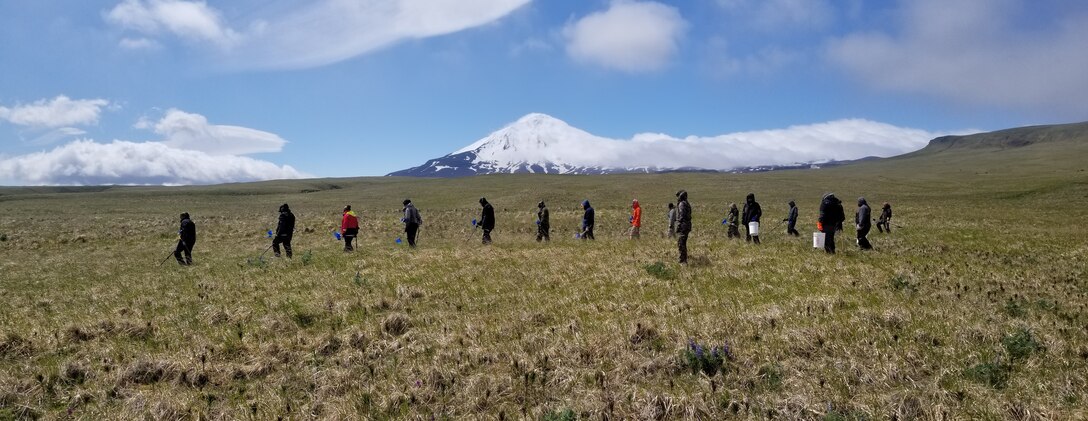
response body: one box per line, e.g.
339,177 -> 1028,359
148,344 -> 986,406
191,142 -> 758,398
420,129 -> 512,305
748,221 -> 759,236
813,232 -> 825,248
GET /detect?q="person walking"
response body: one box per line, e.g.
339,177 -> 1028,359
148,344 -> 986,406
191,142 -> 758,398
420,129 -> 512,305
856,197 -> 873,250
667,203 -> 677,238
818,193 -> 845,254
877,202 -> 893,233
742,193 -> 762,244
341,205 -> 359,252
402,199 -> 422,248
676,190 -> 692,264
726,203 -> 740,239
580,200 -> 595,240
629,199 -> 642,239
536,201 -> 550,242
174,212 -> 196,266
479,197 -> 495,244
784,200 -> 800,236
272,203 -> 295,258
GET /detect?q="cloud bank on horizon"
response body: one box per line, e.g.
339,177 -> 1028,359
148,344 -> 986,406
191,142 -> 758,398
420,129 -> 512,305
0,99 -> 304,185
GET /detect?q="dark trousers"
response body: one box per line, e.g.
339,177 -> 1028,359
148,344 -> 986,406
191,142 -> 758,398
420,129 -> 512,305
857,226 -> 873,250
405,223 -> 419,247
877,221 -> 890,233
823,228 -> 836,254
677,231 -> 689,263
343,228 -> 359,251
272,235 -> 292,257
787,223 -> 799,236
581,226 -> 594,240
482,228 -> 492,244
537,225 -> 549,242
746,224 -> 760,244
727,224 -> 740,238
174,240 -> 193,265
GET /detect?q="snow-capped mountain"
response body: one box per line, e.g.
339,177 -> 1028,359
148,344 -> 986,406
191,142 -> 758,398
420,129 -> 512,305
387,113 -> 939,177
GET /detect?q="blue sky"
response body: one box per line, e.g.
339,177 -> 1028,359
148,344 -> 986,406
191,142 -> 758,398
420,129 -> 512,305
1,0 -> 1086,184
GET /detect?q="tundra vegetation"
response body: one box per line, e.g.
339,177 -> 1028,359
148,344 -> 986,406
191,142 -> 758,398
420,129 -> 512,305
1,127 -> 1087,419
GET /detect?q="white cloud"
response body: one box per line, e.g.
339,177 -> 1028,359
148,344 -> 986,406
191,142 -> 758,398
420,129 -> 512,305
118,37 -> 162,51
144,109 -> 286,155
103,0 -> 531,69
105,0 -> 240,47
827,0 -> 1088,114
563,1 -> 687,73
0,139 -> 305,186
0,96 -> 111,128
716,0 -> 834,31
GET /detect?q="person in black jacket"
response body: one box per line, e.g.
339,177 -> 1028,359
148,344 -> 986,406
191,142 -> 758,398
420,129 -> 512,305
742,193 -> 762,244
403,199 -> 422,248
856,197 -> 873,250
783,200 -> 800,236
272,203 -> 295,258
726,203 -> 740,238
676,190 -> 692,264
174,212 -> 197,265
580,200 -> 595,240
877,202 -> 893,233
536,201 -> 550,242
479,197 -> 495,244
818,193 -> 846,254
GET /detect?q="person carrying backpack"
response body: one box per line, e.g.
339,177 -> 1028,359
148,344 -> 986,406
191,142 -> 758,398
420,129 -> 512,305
402,199 -> 422,248
536,201 -> 550,242
272,203 -> 295,258
742,193 -> 762,244
174,212 -> 196,265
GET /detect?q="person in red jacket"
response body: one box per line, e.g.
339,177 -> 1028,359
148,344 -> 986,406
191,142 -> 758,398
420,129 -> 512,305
341,205 -> 359,252
629,199 -> 642,239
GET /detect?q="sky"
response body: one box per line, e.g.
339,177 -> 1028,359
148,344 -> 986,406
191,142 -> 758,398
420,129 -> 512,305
0,0 -> 1086,185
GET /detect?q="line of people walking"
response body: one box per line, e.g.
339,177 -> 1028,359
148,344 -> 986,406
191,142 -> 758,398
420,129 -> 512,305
168,193 -> 892,265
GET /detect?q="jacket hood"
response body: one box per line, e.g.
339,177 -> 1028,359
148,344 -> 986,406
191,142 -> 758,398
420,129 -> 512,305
403,199 -> 412,206
582,200 -> 591,209
788,200 -> 795,207
858,197 -> 868,207
883,203 -> 891,209
823,193 -> 837,202
479,197 -> 488,205
279,204 -> 290,212
632,199 -> 640,208
676,190 -> 688,201
729,203 -> 737,210
746,193 -> 755,202
538,201 -> 545,208
180,212 -> 190,221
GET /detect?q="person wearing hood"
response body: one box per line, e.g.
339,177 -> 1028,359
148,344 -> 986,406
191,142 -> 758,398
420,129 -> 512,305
403,199 -> 422,248
783,200 -> 800,237
856,197 -> 873,250
479,197 -> 495,244
272,203 -> 295,258
667,203 -> 677,238
536,201 -> 550,242
676,190 -> 692,263
818,193 -> 846,254
580,200 -> 595,240
742,193 -> 762,244
629,199 -> 642,239
341,205 -> 359,252
877,202 -> 893,233
174,212 -> 196,265
726,203 -> 740,238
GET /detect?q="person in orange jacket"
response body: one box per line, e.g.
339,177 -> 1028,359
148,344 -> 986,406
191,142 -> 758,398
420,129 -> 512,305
629,199 -> 642,239
341,205 -> 360,252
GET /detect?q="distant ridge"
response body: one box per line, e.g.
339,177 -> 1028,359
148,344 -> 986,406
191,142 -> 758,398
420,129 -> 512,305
919,121 -> 1088,153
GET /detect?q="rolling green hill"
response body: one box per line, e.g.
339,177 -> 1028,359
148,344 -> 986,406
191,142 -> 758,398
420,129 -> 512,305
0,122 -> 1086,419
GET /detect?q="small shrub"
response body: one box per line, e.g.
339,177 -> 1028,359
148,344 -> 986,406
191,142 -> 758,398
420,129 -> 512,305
383,313 -> 410,336
1003,298 -> 1027,318
681,339 -> 734,376
756,363 -> 783,391
966,360 -> 1011,389
542,408 -> 577,421
0,233 -> 7,242
889,274 -> 914,292
1003,328 -> 1044,361
644,262 -> 676,280
301,250 -> 313,265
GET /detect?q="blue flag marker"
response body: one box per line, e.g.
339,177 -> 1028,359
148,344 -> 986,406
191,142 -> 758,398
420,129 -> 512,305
722,219 -> 727,224
471,218 -> 477,226
334,232 -> 341,240
267,230 -> 274,238
395,237 -> 402,244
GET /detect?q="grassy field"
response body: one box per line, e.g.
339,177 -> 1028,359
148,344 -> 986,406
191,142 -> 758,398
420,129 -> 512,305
1,130 -> 1087,419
